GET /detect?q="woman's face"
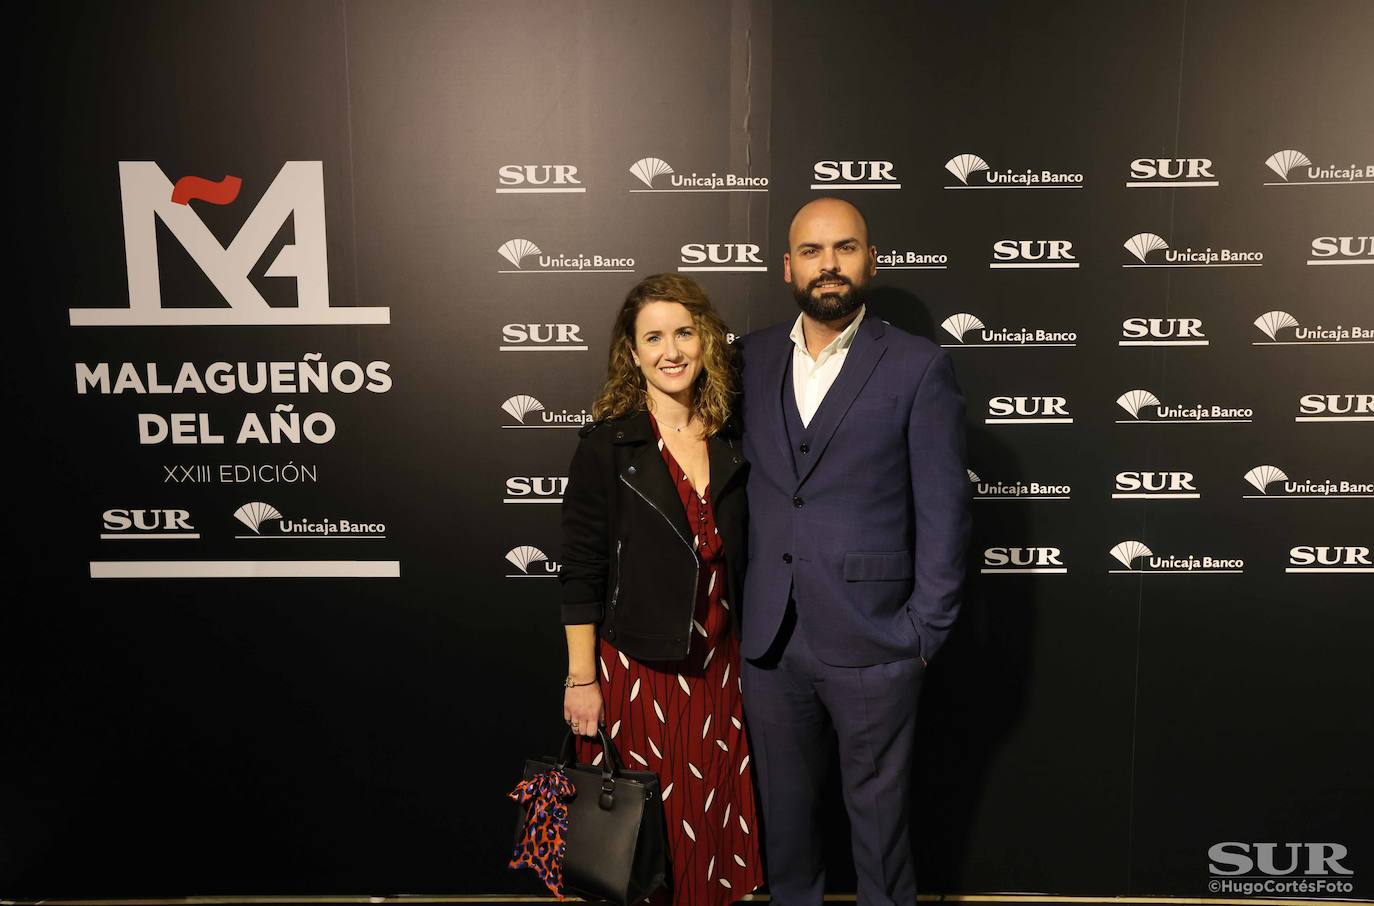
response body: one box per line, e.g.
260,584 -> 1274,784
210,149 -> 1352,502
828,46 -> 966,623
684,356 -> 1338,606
631,300 -> 703,405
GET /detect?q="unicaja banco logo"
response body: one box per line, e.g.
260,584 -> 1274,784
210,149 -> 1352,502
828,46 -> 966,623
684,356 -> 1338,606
1249,310 -> 1374,345
1123,231 -> 1263,267
232,501 -> 385,538
1243,463 -> 1374,500
969,467 -> 1072,501
496,237 -> 634,274
1115,388 -> 1253,424
945,152 -> 1084,189
70,161 -> 389,327
630,156 -> 767,192
506,545 -> 558,578
233,501 -> 282,535
1109,540 -> 1243,574
501,394 -> 591,428
1263,148 -> 1373,186
941,312 -> 1076,348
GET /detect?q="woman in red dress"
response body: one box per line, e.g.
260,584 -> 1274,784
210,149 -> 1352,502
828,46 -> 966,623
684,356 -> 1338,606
560,274 -> 761,904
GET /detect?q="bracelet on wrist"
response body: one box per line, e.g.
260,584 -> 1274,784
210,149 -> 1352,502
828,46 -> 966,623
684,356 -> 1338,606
564,676 -> 597,688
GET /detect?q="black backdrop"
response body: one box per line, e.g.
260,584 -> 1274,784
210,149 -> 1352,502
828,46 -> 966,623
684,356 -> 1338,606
5,0 -> 1372,899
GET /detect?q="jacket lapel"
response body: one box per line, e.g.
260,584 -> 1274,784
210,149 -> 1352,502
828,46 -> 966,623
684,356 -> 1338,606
707,430 -> 747,497
616,413 -> 692,547
758,328 -> 796,472
795,315 -> 888,486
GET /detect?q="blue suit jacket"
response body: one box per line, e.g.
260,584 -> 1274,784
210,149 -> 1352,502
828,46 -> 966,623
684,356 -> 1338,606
740,315 -> 971,666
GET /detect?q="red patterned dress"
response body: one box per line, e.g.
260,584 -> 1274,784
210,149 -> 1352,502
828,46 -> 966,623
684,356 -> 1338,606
576,417 -> 762,905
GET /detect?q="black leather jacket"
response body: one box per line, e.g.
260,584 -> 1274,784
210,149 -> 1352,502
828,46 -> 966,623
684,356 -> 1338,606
559,410 -> 748,661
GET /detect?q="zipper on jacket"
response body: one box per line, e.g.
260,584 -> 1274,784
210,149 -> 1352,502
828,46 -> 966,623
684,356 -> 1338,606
611,540 -> 623,611
619,474 -> 699,651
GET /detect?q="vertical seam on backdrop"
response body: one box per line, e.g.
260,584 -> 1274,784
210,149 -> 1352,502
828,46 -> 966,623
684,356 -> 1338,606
1126,0 -> 1190,891
743,3 -> 756,333
340,0 -> 363,355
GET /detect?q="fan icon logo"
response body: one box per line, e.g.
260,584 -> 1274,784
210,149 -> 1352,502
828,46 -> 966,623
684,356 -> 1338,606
944,152 -> 1084,189
1114,389 -> 1253,424
1123,232 -> 1263,267
940,312 -> 1077,348
1108,540 -> 1244,574
969,467 -> 1072,500
1263,148 -> 1373,187
506,545 -> 558,578
234,501 -> 282,534
496,238 -> 635,275
630,156 -> 768,192
501,394 -> 592,428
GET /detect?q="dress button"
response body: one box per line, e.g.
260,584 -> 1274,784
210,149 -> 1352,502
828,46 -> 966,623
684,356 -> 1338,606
615,431 -> 624,439
782,553 -> 793,563
793,496 -> 804,508
607,628 -> 616,640
799,442 -> 810,454
627,465 -> 637,475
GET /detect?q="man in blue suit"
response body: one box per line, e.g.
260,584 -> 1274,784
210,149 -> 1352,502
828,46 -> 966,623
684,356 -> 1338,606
740,198 -> 971,905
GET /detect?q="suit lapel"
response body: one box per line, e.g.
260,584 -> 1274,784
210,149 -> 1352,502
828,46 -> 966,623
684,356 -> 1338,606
795,315 -> 887,486
757,328 -> 796,474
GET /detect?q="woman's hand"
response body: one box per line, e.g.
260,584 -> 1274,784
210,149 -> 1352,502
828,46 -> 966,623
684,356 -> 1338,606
563,682 -> 603,739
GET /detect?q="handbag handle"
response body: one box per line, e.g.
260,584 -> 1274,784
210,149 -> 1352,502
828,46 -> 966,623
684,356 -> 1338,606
556,727 -> 631,810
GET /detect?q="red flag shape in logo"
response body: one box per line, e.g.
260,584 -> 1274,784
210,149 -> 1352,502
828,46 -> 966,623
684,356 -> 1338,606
170,174 -> 243,206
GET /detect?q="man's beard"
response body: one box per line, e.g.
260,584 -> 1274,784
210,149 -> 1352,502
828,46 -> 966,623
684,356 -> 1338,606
792,273 -> 868,321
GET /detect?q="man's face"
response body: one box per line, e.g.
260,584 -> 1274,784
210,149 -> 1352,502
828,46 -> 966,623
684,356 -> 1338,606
784,200 -> 877,321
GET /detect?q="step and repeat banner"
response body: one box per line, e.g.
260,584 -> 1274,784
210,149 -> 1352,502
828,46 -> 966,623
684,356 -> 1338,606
5,0 -> 1370,899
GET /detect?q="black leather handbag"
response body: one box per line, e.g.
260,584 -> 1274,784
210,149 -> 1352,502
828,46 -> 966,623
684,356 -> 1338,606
515,728 -> 667,905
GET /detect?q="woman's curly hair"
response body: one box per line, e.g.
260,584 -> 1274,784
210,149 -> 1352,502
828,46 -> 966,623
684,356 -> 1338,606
591,273 -> 738,437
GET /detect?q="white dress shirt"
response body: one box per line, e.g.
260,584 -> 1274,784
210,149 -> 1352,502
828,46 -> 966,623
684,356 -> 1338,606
790,306 -> 866,428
